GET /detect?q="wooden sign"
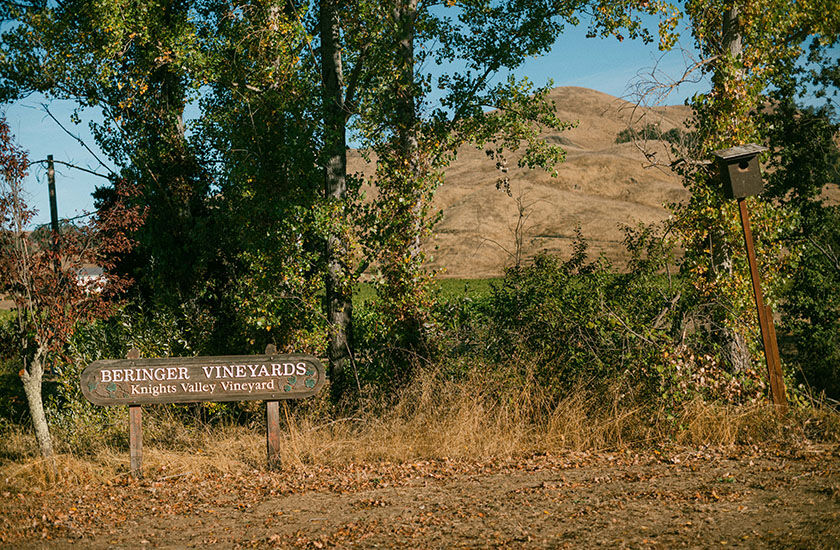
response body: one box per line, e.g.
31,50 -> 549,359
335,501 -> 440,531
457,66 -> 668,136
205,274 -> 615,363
81,354 -> 326,406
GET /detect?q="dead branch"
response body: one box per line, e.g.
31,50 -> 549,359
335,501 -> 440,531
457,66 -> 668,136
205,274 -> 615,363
619,45 -> 719,175
40,104 -> 117,177
30,158 -> 112,180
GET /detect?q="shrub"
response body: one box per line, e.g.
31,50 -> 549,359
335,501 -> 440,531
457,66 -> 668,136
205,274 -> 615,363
481,228 -> 684,395
782,204 -> 840,400
352,224 -> 779,412
0,317 -> 27,423
429,226 -> 772,412
615,123 -> 698,150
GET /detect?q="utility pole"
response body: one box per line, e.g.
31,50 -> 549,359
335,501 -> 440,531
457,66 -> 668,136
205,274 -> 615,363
46,155 -> 59,250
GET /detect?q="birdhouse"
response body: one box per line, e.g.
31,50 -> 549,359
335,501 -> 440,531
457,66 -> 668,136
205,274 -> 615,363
713,144 -> 768,199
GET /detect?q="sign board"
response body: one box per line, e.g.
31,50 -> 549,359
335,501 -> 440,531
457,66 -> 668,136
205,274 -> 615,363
81,354 -> 326,406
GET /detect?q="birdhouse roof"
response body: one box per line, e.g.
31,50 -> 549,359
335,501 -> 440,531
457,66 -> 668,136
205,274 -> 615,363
712,143 -> 768,161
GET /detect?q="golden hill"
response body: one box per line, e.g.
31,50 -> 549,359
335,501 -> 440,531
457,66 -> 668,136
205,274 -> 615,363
351,86 -> 693,278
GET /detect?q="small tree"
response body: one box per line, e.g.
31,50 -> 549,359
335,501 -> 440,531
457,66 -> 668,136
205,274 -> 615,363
0,118 -> 142,473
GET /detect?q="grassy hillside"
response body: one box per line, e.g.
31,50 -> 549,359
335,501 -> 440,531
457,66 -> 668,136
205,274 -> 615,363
350,86 -> 693,278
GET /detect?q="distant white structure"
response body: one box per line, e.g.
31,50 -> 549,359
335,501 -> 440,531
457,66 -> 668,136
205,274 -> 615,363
77,266 -> 106,293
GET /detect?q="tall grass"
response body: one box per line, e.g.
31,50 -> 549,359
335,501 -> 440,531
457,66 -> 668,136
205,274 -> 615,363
2,360 -> 838,492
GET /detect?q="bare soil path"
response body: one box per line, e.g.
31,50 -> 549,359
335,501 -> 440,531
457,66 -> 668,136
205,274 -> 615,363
2,445 -> 839,548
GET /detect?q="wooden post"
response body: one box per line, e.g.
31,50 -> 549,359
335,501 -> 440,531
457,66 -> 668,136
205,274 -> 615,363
126,348 -> 143,478
129,405 -> 143,478
46,155 -> 59,247
46,155 -> 62,279
764,304 -> 787,409
738,199 -> 787,411
264,344 -> 281,469
266,401 -> 281,469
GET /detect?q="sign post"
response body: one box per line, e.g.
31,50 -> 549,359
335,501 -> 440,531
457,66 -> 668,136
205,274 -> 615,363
125,348 -> 143,477
737,199 -> 786,410
266,400 -> 282,469
263,344 -> 282,469
714,144 -> 787,411
81,348 -> 326,476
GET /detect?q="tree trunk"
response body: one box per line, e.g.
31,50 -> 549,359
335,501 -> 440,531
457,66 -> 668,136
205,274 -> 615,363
20,351 -> 57,478
320,0 -> 353,400
385,0 -> 428,355
722,6 -> 743,60
394,0 -> 421,258
718,5 -> 752,372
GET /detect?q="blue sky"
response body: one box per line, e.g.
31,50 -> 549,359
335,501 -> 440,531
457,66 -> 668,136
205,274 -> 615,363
5,17 -> 707,228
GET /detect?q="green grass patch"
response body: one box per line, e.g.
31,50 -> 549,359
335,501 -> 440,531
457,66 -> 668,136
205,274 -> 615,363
354,278 -> 501,306
434,278 -> 501,299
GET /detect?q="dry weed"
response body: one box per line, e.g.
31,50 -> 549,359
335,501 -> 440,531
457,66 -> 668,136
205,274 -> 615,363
1,367 -> 838,493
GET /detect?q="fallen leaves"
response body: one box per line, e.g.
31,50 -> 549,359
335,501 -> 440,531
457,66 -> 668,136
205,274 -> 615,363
1,445 -> 839,548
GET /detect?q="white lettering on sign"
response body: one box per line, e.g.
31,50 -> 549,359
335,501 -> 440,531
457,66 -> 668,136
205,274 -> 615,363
198,363 -> 307,379
102,367 -> 191,383
101,362 -> 312,384
219,380 -> 276,392
180,382 -> 217,394
81,355 -> 323,406
130,383 -> 178,397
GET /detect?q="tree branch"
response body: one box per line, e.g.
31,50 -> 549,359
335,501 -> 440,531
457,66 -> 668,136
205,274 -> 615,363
343,44 -> 370,117
806,235 -> 840,273
40,104 -> 117,177
30,158 -> 112,180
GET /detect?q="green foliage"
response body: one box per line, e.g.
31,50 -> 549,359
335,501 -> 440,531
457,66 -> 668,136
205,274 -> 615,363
0,0 -> 687,406
0,317 -> 27,423
480,230 -> 683,391
44,303 -> 270,436
351,227 -> 767,409
671,1 -> 840,382
351,0 -> 681,369
615,123 -> 698,149
195,0 -> 330,355
7,0 -> 837,417
0,1 -> 334,358
0,0 -> 216,305
783,206 -> 840,399
44,305 -> 203,441
762,92 -> 840,399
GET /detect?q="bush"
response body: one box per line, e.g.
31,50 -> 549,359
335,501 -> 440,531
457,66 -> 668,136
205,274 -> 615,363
43,302 -> 270,447
480,228 -> 685,396
763,102 -> 840,402
615,123 -> 698,150
352,225 -> 777,411
782,204 -> 840,400
0,318 -> 27,423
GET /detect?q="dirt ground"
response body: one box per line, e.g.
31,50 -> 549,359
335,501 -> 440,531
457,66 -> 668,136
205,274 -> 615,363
2,445 -> 839,549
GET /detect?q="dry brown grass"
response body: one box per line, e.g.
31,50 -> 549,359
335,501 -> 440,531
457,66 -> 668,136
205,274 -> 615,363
673,397 -> 840,447
0,417 -> 273,491
349,86 -> 694,278
2,367 -> 838,493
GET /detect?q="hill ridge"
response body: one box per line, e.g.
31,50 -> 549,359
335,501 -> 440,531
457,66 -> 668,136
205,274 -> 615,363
350,86 -> 692,278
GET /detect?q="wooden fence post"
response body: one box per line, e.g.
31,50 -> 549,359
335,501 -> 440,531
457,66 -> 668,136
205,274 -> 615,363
126,347 -> 143,478
264,344 -> 281,469
129,405 -> 142,478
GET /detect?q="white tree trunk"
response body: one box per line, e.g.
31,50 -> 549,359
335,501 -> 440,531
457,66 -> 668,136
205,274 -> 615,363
20,351 -> 56,477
